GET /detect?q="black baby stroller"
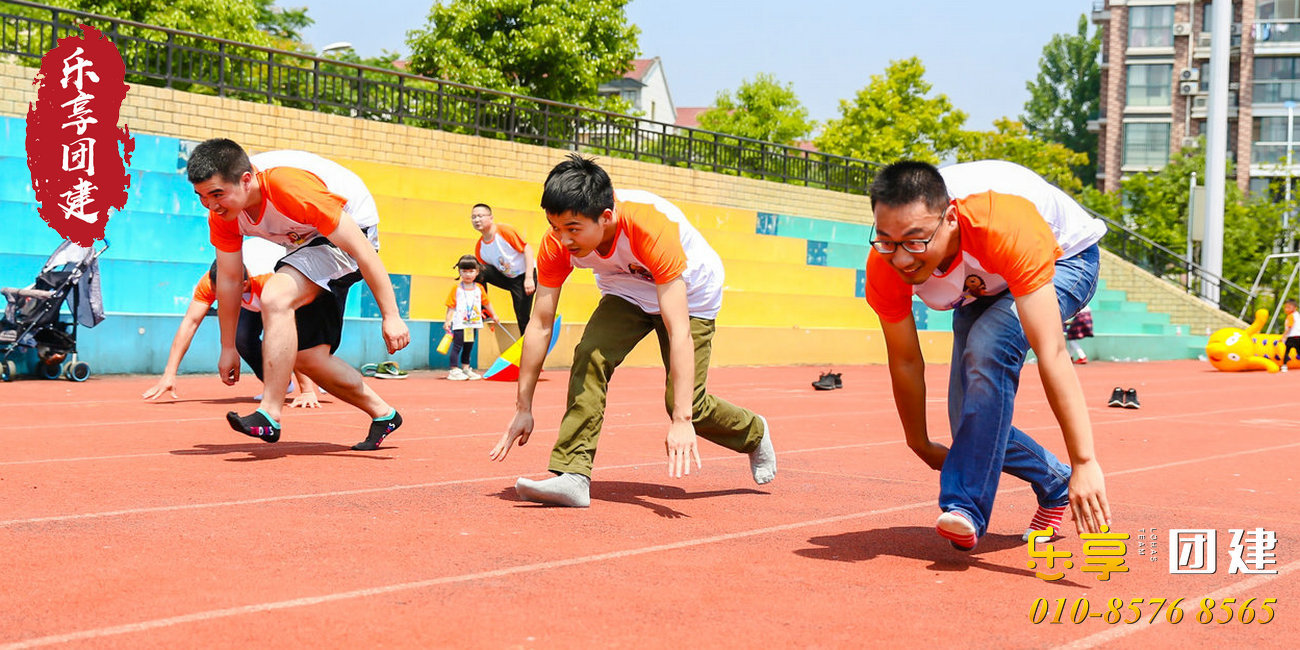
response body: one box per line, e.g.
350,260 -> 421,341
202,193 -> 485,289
1,240 -> 108,382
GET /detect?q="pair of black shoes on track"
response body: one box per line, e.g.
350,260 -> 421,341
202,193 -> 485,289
1108,387 -> 1141,409
812,371 -> 843,391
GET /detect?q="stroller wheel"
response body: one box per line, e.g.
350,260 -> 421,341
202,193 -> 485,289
1,360 -> 14,382
67,361 -> 90,382
38,360 -> 62,380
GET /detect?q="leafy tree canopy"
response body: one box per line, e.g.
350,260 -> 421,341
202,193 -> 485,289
1022,14 -> 1101,186
405,0 -> 640,107
815,57 -> 967,165
697,73 -> 815,145
958,118 -> 1088,194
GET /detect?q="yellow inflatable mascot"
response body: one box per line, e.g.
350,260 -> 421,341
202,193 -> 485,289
1205,309 -> 1298,372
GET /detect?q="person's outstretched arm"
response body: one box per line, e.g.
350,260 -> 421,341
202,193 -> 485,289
1017,284 -> 1111,534
656,277 -> 700,478
880,315 -> 947,470
489,284 -> 560,461
326,214 -> 410,354
142,298 -> 213,400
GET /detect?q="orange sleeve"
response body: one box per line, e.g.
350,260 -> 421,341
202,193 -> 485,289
497,223 -> 529,252
535,231 -> 574,288
959,192 -> 1062,297
445,286 -> 459,309
864,250 -> 915,323
248,273 -> 272,298
191,273 -> 216,306
621,203 -> 687,284
261,168 -> 346,235
208,214 -> 243,253
473,239 -> 486,265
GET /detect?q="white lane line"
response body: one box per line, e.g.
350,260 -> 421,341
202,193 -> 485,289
0,499 -> 935,650
0,442 -> 898,527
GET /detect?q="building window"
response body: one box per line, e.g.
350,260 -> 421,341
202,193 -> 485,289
1123,122 -> 1171,166
1127,64 -> 1173,106
1251,116 -> 1300,164
1259,0 -> 1300,20
1255,57 -> 1300,103
1129,5 -> 1175,47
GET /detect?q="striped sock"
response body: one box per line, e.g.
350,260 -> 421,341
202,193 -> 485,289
936,510 -> 978,551
1022,504 -> 1068,542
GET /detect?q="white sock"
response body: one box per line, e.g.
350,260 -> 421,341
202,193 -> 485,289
515,473 -> 591,507
749,415 -> 777,485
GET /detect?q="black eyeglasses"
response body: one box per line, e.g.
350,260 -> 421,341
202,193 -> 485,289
870,212 -> 946,255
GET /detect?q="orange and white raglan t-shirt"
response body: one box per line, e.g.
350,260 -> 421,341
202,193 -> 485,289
192,272 -> 272,312
208,150 -> 379,254
536,189 -> 725,319
475,222 -> 529,278
865,161 -> 1106,324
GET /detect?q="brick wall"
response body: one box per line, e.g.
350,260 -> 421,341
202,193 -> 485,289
1099,248 -> 1246,335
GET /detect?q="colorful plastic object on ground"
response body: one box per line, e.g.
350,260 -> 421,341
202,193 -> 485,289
484,316 -> 562,381
1206,309 -> 1296,372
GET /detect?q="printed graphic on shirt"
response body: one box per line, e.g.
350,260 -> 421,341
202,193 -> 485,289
446,283 -> 492,330
475,223 -> 529,279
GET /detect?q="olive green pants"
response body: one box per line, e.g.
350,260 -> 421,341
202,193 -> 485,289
549,295 -> 765,477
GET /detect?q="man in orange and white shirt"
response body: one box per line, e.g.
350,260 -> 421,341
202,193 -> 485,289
865,160 -> 1111,551
489,155 -> 776,507
187,138 -> 408,451
471,203 -> 537,333
140,262 -> 321,406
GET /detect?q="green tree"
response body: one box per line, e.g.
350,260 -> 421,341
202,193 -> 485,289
405,0 -> 640,108
38,0 -> 305,47
815,57 -> 967,164
1079,144 -> 1285,302
696,73 -> 815,145
958,118 -> 1088,194
1022,14 -> 1101,186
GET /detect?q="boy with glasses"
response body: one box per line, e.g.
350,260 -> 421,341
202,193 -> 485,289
865,160 -> 1111,550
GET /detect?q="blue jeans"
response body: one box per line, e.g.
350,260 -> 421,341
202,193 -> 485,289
940,244 -> 1100,536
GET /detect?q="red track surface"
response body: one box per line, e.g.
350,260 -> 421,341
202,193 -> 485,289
1,360 -> 1295,648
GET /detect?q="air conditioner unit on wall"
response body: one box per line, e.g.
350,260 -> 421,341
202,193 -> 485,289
1197,33 -> 1212,48
1181,137 -> 1199,148
1179,81 -> 1202,95
1193,95 -> 1209,109
1180,68 -> 1201,82
1174,22 -> 1193,36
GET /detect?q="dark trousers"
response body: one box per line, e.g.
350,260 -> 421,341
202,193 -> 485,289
234,308 -> 265,380
1286,336 -> 1300,364
479,265 -> 535,334
448,329 -> 475,367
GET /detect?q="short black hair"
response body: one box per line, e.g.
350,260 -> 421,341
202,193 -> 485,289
454,254 -> 480,272
472,203 -> 492,213
868,161 -> 949,213
540,154 -> 614,220
207,260 -> 249,285
1287,299 -> 1298,306
187,138 -> 252,185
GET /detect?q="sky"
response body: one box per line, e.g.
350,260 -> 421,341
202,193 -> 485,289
294,0 -> 1096,132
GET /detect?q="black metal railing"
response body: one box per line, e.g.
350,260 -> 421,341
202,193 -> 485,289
0,0 -> 1257,319
1087,207 -> 1256,319
0,0 -> 878,194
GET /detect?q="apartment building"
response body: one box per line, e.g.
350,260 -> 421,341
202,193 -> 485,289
1094,0 -> 1300,195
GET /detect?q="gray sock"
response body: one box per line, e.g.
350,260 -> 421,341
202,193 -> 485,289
749,415 -> 777,485
515,473 -> 591,507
